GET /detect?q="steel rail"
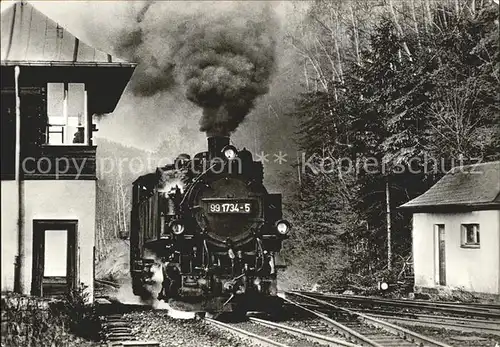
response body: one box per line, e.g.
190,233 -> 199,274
451,302 -> 500,309
205,318 -> 290,347
282,297 -> 384,347
367,314 -> 500,336
352,309 -> 500,323
288,292 -> 454,347
249,316 -> 361,347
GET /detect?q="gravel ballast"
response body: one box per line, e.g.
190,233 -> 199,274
230,319 -> 325,347
122,310 -> 255,347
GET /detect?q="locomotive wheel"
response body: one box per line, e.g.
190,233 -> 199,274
212,308 -> 247,322
230,304 -> 248,322
264,300 -> 284,320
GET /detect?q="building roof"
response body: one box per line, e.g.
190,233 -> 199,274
400,161 -> 500,211
1,1 -> 134,67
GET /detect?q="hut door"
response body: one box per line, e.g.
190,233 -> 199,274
434,224 -> 446,286
32,220 -> 77,297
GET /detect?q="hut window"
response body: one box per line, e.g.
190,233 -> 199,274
461,224 -> 480,248
47,83 -> 87,145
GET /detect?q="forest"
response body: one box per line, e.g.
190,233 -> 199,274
280,0 -> 499,290
95,0 -> 499,290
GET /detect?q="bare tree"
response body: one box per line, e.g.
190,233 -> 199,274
428,80 -> 494,160
388,0 -> 413,61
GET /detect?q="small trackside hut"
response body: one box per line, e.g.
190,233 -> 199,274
400,161 -> 500,299
1,2 -> 135,300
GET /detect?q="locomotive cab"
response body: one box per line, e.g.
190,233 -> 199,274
130,136 -> 290,313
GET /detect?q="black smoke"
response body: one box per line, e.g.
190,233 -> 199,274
115,1 -> 278,136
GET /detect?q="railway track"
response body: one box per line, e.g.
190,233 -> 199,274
205,317 -> 289,347
288,291 -> 500,338
285,291 -> 454,347
206,315 -> 362,347
363,311 -> 500,336
96,298 -> 160,347
288,300 -> 500,336
294,291 -> 500,319
93,281 -> 498,346
248,316 -> 360,346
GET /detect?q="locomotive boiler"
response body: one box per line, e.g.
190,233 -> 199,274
130,136 -> 290,314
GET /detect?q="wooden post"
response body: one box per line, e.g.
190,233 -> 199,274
297,152 -> 302,185
386,176 -> 392,271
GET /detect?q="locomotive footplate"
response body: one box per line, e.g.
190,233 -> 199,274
167,296 -> 236,312
167,293 -> 282,313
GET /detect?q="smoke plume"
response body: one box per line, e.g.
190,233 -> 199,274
115,1 -> 278,136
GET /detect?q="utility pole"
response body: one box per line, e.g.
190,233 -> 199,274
386,176 -> 392,271
15,65 -> 25,293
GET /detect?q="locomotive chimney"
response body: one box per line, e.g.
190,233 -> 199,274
208,136 -> 230,159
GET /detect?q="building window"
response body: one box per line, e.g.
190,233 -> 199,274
47,83 -> 87,145
461,224 -> 480,248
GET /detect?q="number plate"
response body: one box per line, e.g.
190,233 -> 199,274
205,201 -> 253,214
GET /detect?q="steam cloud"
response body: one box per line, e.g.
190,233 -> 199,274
115,1 -> 278,136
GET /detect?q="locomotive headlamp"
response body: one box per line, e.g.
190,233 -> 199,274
170,220 -> 185,235
275,220 -> 291,235
221,145 -> 238,160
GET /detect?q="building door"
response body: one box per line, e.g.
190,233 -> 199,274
32,220 -> 77,297
434,224 -> 446,286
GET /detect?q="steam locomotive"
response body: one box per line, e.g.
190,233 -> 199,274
130,136 -> 290,314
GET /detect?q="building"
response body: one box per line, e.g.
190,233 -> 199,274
1,2 -> 135,300
400,161 -> 500,297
